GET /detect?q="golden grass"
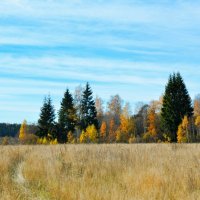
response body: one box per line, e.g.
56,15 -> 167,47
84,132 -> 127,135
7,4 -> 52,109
0,144 -> 199,200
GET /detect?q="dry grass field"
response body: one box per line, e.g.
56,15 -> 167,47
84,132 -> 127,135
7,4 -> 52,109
0,144 -> 199,200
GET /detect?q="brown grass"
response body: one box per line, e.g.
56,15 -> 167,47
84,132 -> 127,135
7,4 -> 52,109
0,144 -> 199,200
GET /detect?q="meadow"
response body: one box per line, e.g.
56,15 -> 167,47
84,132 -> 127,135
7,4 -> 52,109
0,144 -> 199,200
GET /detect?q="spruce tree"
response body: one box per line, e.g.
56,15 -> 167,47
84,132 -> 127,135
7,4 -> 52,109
161,73 -> 193,142
80,83 -> 98,131
58,89 -> 77,143
37,95 -> 56,138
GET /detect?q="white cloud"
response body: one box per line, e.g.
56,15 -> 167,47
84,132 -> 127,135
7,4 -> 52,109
1,0 -> 200,49
0,0 -> 200,122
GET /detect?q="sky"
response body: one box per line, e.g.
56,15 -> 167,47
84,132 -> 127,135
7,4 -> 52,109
0,0 -> 200,123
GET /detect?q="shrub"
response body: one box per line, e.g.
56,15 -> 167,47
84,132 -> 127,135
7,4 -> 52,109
21,134 -> 38,144
129,134 -> 136,143
67,131 -> 76,143
37,137 -> 58,145
1,136 -> 9,145
142,132 -> 157,143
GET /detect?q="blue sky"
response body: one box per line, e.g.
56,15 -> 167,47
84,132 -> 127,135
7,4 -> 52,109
0,0 -> 200,123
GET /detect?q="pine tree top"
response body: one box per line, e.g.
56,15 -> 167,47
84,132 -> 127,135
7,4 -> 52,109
38,95 -> 55,126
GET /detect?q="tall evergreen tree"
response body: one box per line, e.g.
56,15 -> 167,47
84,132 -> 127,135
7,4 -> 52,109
161,73 -> 193,142
37,95 -> 56,138
80,83 -> 98,131
58,89 -> 77,143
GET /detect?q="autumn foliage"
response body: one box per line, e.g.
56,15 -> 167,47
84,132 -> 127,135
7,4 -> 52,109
80,125 -> 98,143
177,116 -> 189,143
15,73 -> 200,144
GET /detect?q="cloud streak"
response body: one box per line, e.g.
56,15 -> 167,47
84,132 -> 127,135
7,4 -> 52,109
0,0 -> 200,122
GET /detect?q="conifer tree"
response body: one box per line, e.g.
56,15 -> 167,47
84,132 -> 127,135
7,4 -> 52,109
161,73 -> 193,142
80,83 -> 98,130
37,95 -> 56,138
58,89 -> 77,143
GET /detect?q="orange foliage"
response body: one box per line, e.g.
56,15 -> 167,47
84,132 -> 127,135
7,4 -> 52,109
116,113 -> 135,143
120,115 -> 129,134
116,115 -> 130,143
147,108 -> 157,137
194,100 -> 200,117
108,119 -> 116,142
177,116 -> 189,143
100,121 -> 107,141
195,116 -> 200,127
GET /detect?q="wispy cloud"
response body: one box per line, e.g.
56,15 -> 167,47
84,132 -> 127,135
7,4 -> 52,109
0,0 -> 200,122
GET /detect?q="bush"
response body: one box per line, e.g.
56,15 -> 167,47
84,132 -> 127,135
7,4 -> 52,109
116,129 -> 129,143
67,131 -> 76,143
142,132 -> 157,143
163,133 -> 172,143
20,134 -> 38,144
129,134 -> 137,143
1,136 -> 9,145
37,137 -> 58,145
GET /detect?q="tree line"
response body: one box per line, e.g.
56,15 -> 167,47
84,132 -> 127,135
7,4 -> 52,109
0,123 -> 37,138
14,73 -> 200,144
0,123 -> 21,137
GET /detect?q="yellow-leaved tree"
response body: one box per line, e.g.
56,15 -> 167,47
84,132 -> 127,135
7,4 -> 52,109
116,114 -> 130,143
143,100 -> 161,142
116,103 -> 135,143
79,131 -> 87,143
194,95 -> 200,117
195,116 -> 200,127
177,116 -> 189,143
19,120 -> 28,142
79,125 -> 98,143
195,116 -> 200,140
87,125 -> 98,143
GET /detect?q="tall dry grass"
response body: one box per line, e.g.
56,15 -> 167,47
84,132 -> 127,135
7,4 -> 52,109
0,144 -> 199,200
